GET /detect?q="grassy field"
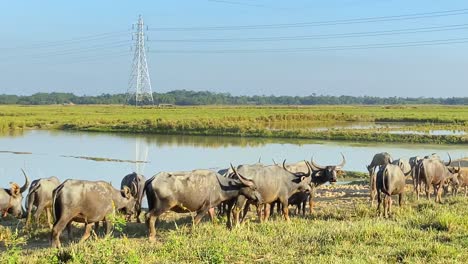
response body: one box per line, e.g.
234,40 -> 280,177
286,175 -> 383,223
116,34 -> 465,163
1,183 -> 467,263
0,105 -> 467,144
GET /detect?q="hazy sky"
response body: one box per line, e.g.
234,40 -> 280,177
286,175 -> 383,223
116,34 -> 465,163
0,0 -> 467,97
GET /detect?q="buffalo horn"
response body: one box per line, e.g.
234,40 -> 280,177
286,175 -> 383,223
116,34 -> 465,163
282,159 -> 294,174
310,157 -> 325,170
445,153 -> 452,166
231,163 -> 254,187
304,160 -> 312,177
337,153 -> 346,168
20,169 -> 30,193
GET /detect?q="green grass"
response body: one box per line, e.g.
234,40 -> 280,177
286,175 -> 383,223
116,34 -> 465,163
1,194 -> 468,263
0,105 -> 467,144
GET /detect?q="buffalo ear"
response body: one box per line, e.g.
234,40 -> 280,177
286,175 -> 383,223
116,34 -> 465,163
121,186 -> 132,199
9,182 -> 20,197
301,176 -> 306,182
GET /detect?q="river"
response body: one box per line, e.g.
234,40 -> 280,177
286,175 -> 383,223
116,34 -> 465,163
0,130 -> 467,188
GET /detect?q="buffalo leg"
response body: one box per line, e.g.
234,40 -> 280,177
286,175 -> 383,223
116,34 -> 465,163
105,218 -> 113,236
207,207 -> 216,224
398,193 -> 403,207
426,182 -> 431,200
383,195 -> 389,218
194,208 -> 210,225
309,192 -> 315,214
376,190 -> 382,217
242,201 -> 252,223
25,194 -> 35,227
232,196 -> 247,227
256,205 -> 263,223
465,186 -> 467,197
147,204 -> 171,241
280,198 -> 290,222
51,218 -> 72,248
264,204 -> 271,222
46,207 -> 53,229
226,200 -> 235,229
301,201 -> 306,216
34,203 -> 46,227
79,223 -> 94,243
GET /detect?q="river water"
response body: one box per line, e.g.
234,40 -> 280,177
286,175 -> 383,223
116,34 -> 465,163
0,130 -> 467,189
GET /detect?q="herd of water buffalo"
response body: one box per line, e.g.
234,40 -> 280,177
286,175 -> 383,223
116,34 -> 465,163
1,152 -> 467,248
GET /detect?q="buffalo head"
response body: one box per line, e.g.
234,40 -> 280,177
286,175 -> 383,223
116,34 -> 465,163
119,186 -> 137,215
230,164 -> 263,203
2,169 -> 30,218
281,160 -> 313,193
310,153 -> 346,184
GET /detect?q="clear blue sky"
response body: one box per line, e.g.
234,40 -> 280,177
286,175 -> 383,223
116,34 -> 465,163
0,0 -> 467,97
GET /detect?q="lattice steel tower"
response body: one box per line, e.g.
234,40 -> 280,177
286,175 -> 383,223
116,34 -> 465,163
127,15 -> 154,105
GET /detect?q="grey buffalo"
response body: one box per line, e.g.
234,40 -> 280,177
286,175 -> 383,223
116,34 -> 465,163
376,164 -> 406,218
144,168 -> 261,241
51,179 -> 136,248
121,172 -> 146,223
367,152 -> 393,206
233,161 -> 313,224
0,169 -> 30,218
417,154 -> 459,203
273,154 -> 346,216
26,176 -> 60,228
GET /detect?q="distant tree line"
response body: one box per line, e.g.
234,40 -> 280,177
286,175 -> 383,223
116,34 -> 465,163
0,90 -> 466,105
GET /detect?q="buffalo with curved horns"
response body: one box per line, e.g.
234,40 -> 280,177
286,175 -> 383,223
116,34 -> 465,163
0,169 -> 30,218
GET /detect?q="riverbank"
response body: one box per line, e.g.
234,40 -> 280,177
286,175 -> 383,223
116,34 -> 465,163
1,183 -> 467,263
1,105 -> 466,144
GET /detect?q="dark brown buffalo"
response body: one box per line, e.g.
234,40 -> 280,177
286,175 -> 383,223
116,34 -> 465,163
51,180 -> 136,248
145,168 -> 261,241
417,155 -> 459,203
0,170 -> 30,218
367,152 -> 393,206
26,176 -> 60,228
376,164 -> 406,218
121,172 -> 146,223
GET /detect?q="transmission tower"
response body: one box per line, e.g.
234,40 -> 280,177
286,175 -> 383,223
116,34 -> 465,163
127,15 -> 154,106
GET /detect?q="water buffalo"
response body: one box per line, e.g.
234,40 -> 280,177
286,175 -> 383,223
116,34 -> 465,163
376,164 -> 406,218
409,156 -> 423,192
452,166 -> 468,197
391,158 -> 412,176
121,172 -> 146,223
417,154 -> 459,203
51,180 -> 136,248
145,168 -> 261,241
233,161 -> 313,224
307,154 -> 346,211
367,152 -> 393,206
26,176 -> 60,228
0,169 -> 30,218
271,154 -> 345,216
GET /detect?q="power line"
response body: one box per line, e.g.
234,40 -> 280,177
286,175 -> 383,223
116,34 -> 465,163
150,23 -> 468,43
148,37 -> 468,53
0,40 -> 131,61
0,30 -> 130,50
149,8 -> 468,31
